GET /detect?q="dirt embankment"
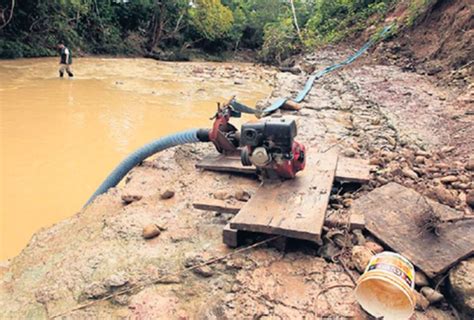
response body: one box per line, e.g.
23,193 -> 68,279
1,43 -> 472,318
374,0 -> 473,88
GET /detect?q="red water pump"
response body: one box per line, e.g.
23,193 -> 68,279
208,101 -> 306,179
240,117 -> 306,179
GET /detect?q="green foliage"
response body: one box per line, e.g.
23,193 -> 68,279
303,0 -> 394,47
190,0 -> 234,41
259,18 -> 297,64
406,0 -> 433,27
0,0 -> 396,61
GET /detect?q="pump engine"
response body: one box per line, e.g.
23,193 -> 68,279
240,118 -> 306,179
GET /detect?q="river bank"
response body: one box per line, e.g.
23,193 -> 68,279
1,46 -> 472,318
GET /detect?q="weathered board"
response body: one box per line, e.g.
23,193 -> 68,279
196,154 -> 256,175
350,183 -> 474,278
336,157 -> 374,183
193,199 -> 242,214
223,223 -> 239,248
196,153 -> 371,183
193,198 -> 365,229
229,151 -> 338,243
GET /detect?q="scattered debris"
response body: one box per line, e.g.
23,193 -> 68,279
364,241 -> 383,254
160,189 -> 175,200
420,286 -> 444,304
465,156 -> 474,171
466,190 -> 474,209
213,190 -> 232,200
142,224 -> 161,239
414,290 -> 430,311
415,271 -> 430,287
448,257 -> 474,318
121,194 -> 143,204
234,189 -> 251,202
351,246 -> 373,273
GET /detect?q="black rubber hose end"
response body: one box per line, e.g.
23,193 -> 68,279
197,129 -> 211,142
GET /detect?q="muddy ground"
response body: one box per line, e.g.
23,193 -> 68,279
0,47 -> 472,319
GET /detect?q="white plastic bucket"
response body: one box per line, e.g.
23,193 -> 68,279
354,251 -> 416,320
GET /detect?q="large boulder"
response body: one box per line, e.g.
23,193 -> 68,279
448,258 -> 474,319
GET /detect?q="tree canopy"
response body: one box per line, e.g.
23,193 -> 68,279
0,0 -> 395,62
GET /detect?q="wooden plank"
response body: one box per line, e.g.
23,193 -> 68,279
230,151 -> 338,243
194,199 -> 364,231
350,183 -> 474,278
325,214 -> 365,230
193,199 -> 243,214
223,223 -> 239,247
196,154 -> 256,175
197,153 -> 371,183
336,157 -> 374,183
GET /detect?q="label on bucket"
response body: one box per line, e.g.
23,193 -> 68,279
365,252 -> 415,289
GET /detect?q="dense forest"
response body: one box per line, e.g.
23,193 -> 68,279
0,0 -> 404,63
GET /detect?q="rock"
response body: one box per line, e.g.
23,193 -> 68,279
376,176 -> 389,185
414,290 -> 430,311
105,273 -> 128,288
142,224 -> 161,239
234,189 -> 251,202
402,168 -> 418,180
465,156 -> 474,171
466,191 -> 474,209
459,192 -> 467,203
112,294 -> 130,306
369,157 -> 382,166
121,194 -> 142,204
213,190 -> 232,200
352,229 -> 366,245
415,271 -> 430,287
452,182 -> 470,190
441,146 -> 455,154
415,156 -> 426,164
421,287 -> 444,304
342,198 -> 353,208
343,148 -> 357,158
427,185 -> 458,207
351,245 -> 374,273
449,258 -> 474,318
83,282 -> 108,299
364,241 -> 384,254
234,80 -> 244,85
440,175 -> 458,184
160,189 -> 175,200
192,265 -> 214,278
415,150 -> 430,157
318,242 -> 340,261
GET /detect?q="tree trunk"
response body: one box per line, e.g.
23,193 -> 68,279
0,0 -> 16,30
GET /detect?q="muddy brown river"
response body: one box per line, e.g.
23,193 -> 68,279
0,57 -> 272,260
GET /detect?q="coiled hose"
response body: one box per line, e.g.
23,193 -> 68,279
85,128 -> 210,207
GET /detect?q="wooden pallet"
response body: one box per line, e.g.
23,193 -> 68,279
196,152 -> 373,183
194,150 -> 370,247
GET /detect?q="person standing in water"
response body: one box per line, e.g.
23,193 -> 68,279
58,43 -> 74,78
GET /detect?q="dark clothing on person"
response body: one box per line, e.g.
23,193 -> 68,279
60,47 -> 72,65
58,46 -> 74,77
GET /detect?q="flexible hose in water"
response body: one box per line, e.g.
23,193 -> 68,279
84,128 -> 210,207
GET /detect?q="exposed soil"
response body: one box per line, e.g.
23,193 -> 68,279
1,43 -> 472,318
373,0 -> 473,88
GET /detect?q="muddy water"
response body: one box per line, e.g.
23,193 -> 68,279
0,57 -> 272,260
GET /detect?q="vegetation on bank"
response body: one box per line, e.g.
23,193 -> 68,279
0,0 -> 399,63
